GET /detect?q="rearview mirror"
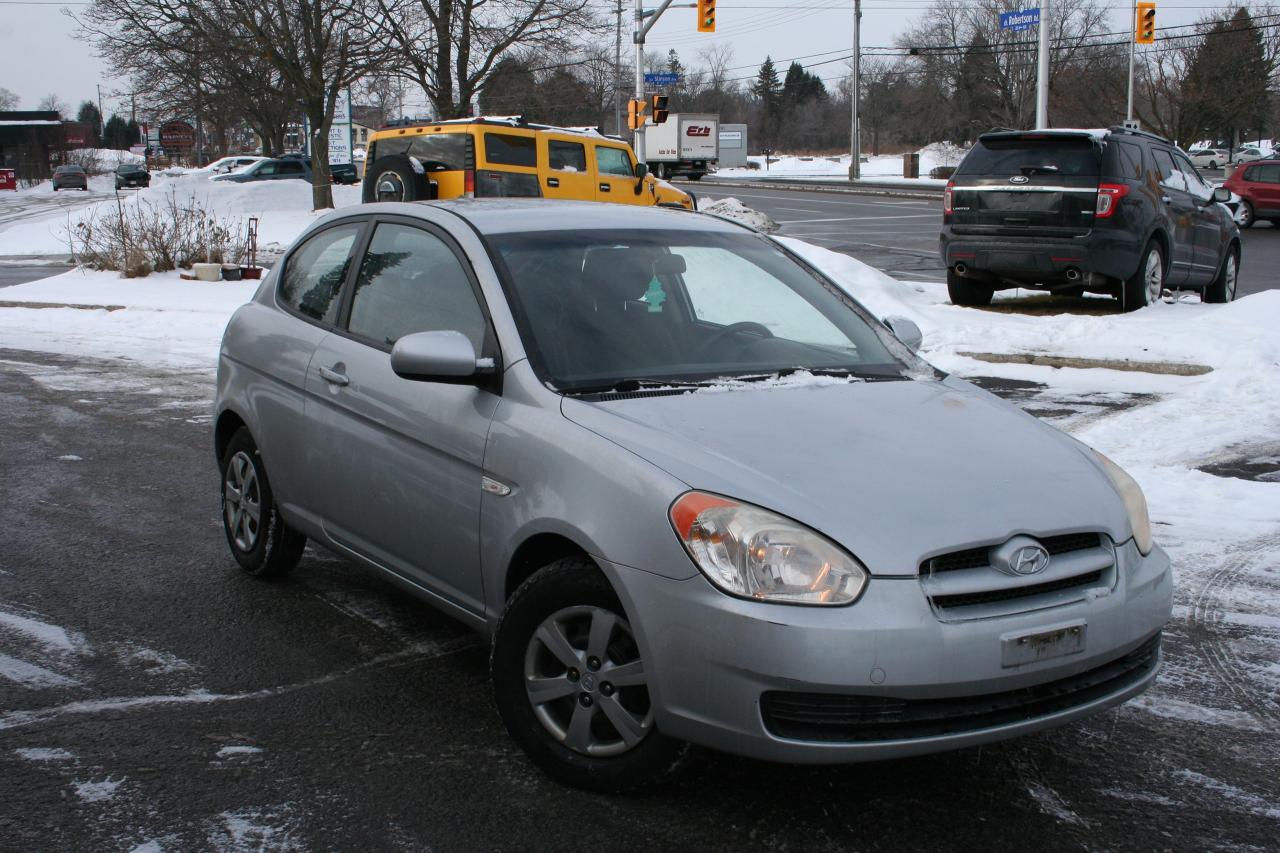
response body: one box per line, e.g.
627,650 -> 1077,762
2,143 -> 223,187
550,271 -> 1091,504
884,315 -> 923,352
1213,185 -> 1231,203
391,330 -> 494,384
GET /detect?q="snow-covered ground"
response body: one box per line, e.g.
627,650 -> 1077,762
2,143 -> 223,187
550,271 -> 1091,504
0,171 -> 362,258
715,143 -> 963,187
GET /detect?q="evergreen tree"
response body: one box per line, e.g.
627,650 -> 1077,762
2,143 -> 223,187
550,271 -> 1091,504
666,49 -> 684,77
1182,8 -> 1269,144
752,56 -> 782,151
103,114 -> 131,149
77,101 -> 103,146
125,118 -> 142,148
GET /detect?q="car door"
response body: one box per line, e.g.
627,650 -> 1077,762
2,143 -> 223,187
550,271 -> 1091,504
594,144 -> 646,205
1150,147 -> 1195,285
276,160 -> 306,181
1172,150 -> 1225,282
539,137 -> 593,201
303,217 -> 500,616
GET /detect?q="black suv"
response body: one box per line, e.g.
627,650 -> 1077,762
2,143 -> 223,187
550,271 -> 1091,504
939,127 -> 1241,311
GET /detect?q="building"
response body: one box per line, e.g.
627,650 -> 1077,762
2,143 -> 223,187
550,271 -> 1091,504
0,111 -> 65,182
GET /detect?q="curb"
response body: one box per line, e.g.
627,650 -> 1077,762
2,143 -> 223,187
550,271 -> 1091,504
678,178 -> 944,200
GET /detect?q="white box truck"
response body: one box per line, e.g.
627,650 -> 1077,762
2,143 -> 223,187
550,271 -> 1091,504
644,113 -> 719,181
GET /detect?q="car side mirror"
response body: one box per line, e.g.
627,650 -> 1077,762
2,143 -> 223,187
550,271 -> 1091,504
634,162 -> 648,179
391,330 -> 495,384
1212,186 -> 1231,203
884,315 -> 923,352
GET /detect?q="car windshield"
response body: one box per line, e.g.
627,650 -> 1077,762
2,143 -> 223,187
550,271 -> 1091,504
117,164 -> 144,173
489,228 -> 915,393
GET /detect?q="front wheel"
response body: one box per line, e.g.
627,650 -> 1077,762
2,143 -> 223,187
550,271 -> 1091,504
1122,241 -> 1164,311
946,268 -> 994,306
1203,246 -> 1239,303
492,557 -> 685,792
1209,160 -> 1218,170
1237,200 -> 1255,229
219,427 -> 306,578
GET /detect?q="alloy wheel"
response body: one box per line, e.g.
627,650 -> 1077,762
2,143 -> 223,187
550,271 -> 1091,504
523,605 -> 653,758
223,450 -> 262,552
1223,253 -> 1238,301
375,171 -> 405,202
1144,249 -> 1163,305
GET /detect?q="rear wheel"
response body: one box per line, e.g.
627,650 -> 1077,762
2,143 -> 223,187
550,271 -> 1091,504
946,268 -> 994,307
361,155 -> 430,204
1203,246 -> 1239,303
1209,160 -> 1219,170
492,557 -> 685,792
1122,241 -> 1164,311
1237,199 -> 1255,229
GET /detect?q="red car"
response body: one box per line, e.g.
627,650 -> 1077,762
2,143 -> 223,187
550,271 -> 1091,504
1223,159 -> 1280,228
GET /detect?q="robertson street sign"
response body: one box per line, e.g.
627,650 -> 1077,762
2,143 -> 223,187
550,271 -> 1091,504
1000,8 -> 1040,31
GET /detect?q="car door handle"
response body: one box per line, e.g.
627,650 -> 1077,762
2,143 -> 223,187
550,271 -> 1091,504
319,366 -> 349,387
599,183 -> 610,192
546,177 -> 560,187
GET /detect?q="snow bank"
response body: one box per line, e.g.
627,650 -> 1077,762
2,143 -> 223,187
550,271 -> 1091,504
698,196 -> 779,232
715,144 -> 963,185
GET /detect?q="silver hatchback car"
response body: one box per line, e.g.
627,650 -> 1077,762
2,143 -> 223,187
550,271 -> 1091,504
214,200 -> 1172,792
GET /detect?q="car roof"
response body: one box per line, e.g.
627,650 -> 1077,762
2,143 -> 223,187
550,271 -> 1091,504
351,199 -> 746,237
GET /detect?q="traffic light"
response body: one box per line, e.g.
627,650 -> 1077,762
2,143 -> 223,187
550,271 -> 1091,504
650,94 -> 669,124
627,98 -> 645,130
697,0 -> 716,33
1136,2 -> 1156,44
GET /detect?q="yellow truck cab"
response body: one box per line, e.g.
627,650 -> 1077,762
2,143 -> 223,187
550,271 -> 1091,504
361,116 -> 694,210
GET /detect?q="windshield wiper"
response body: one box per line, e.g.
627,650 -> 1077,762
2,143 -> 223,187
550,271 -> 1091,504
731,366 -> 898,382
560,377 -> 721,396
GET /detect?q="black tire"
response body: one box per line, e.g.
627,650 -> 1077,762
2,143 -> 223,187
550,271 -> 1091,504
686,173 -> 702,181
219,427 -> 305,578
1209,160 -> 1218,170
492,557 -> 686,793
946,268 -> 994,306
1237,199 -> 1255,229
1203,244 -> 1239,303
1122,240 -> 1164,312
361,154 -> 430,204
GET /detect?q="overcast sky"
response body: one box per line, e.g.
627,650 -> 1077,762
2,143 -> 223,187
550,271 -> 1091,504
0,0 -> 1253,119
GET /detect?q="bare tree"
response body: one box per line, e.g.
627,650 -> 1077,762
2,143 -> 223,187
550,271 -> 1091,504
37,94 -> 68,115
374,0 -> 601,119
0,88 -> 18,110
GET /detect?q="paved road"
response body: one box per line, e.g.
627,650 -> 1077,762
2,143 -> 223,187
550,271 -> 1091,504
0,263 -> 73,289
1,349 -> 1276,851
693,183 -> 1277,299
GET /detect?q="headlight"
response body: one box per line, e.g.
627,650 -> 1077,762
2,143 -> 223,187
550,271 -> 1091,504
1095,452 -> 1153,555
669,491 -> 868,605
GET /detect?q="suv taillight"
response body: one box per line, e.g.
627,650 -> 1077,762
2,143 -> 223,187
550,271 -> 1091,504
1096,183 -> 1129,218
943,180 -> 954,219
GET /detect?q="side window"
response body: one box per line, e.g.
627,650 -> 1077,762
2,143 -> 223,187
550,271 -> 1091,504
1173,152 -> 1209,198
373,137 -> 410,159
484,133 -> 537,168
280,161 -> 304,174
548,140 -> 587,172
257,162 -> 278,176
1254,164 -> 1280,183
595,146 -> 634,177
347,223 -> 488,351
1151,149 -> 1184,191
278,224 -> 361,324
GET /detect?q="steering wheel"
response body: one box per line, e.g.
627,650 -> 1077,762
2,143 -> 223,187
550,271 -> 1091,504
694,321 -> 774,359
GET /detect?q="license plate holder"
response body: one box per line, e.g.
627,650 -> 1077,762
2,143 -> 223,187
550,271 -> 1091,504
1002,623 -> 1086,667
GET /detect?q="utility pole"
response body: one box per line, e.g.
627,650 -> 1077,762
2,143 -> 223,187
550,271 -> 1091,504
633,0 -> 676,164
849,0 -> 861,180
1126,0 -> 1136,120
96,83 -> 106,140
615,0 -> 624,136
1035,0 -> 1051,128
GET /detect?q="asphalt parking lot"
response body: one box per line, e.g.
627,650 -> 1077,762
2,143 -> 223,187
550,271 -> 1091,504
2,349 -> 1277,851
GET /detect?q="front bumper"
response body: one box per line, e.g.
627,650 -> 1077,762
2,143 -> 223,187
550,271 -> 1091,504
605,540 -> 1171,763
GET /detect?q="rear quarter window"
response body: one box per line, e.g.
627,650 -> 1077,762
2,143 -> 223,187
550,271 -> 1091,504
957,138 -> 1100,177
484,133 -> 537,168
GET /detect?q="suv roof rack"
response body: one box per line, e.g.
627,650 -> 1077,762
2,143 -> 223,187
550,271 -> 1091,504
1105,124 -> 1173,145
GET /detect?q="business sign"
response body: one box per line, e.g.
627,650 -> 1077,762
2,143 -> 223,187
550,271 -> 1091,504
61,121 -> 90,147
644,72 -> 680,86
328,89 -> 353,166
999,8 -> 1040,31
159,120 -> 196,149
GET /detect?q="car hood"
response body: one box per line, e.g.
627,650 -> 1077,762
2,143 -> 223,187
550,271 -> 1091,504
561,376 -> 1129,576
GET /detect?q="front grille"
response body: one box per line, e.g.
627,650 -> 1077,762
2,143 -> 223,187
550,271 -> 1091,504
930,570 -> 1104,609
925,532 -> 1102,574
760,633 -> 1160,743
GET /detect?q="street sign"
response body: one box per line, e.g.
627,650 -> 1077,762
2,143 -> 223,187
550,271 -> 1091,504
1122,119 -> 1141,131
643,72 -> 680,86
999,8 -> 1040,31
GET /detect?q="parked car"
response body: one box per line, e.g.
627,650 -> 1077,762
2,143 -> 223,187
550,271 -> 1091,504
215,200 -> 1172,792
1234,146 -> 1267,164
940,126 -> 1241,310
113,163 -> 151,190
51,164 -> 88,191
1187,148 -> 1229,169
362,116 -> 694,209
1221,158 -> 1280,228
211,158 -> 310,183
202,155 -> 266,175
329,162 -> 359,185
